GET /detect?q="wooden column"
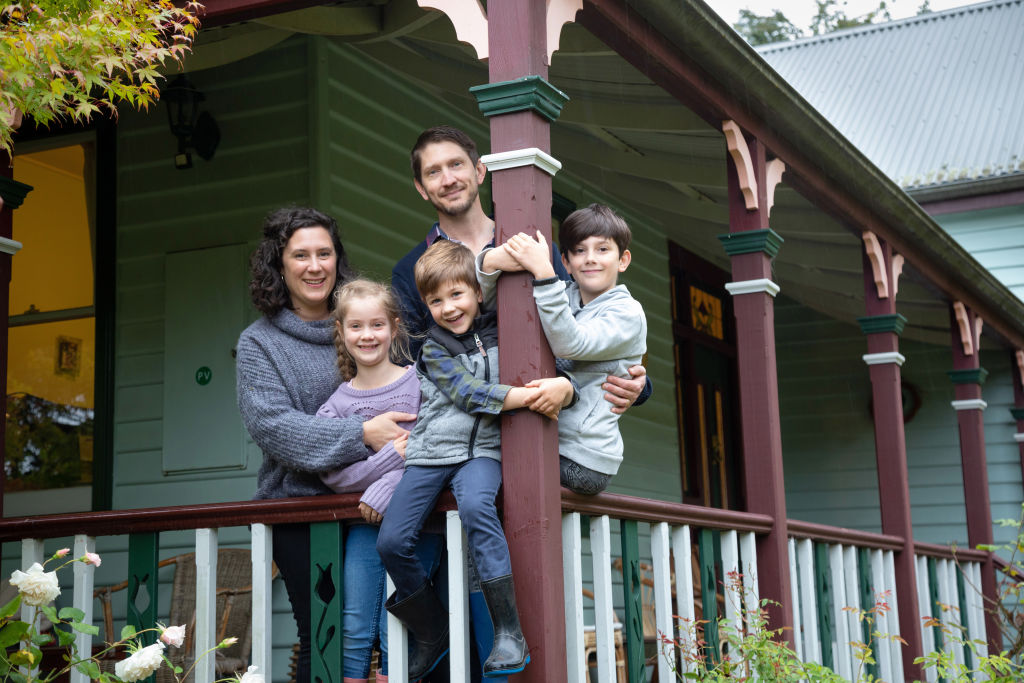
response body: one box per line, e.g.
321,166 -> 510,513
474,2 -> 571,680
717,124 -> 793,636
947,301 -> 999,651
1011,350 -> 1024,483
856,232 -> 924,680
0,159 -> 34,515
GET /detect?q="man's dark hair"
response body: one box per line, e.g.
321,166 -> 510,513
410,125 -> 480,182
248,206 -> 354,317
558,203 -> 632,256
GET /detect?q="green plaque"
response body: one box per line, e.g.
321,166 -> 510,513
195,366 -> 212,385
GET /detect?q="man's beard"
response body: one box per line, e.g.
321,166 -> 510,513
432,184 -> 478,218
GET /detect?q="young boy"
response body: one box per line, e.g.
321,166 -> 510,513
376,239 -> 573,680
479,203 -> 647,495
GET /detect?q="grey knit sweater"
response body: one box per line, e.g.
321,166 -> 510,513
236,309 -> 368,500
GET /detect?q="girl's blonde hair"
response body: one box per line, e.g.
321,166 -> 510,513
330,279 -> 412,381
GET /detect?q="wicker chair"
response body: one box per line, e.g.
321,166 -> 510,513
95,549 -> 274,683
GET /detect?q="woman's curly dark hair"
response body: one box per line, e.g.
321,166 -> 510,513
248,206 -> 355,317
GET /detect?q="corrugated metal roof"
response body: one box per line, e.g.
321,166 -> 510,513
758,0 -> 1024,190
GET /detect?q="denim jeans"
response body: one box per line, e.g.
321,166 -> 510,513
377,458 -> 509,598
343,523 -> 442,678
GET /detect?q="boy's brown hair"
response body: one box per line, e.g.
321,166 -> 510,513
414,239 -> 479,300
558,203 -> 632,256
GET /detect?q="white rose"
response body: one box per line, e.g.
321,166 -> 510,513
115,642 -> 165,682
9,563 -> 60,606
159,624 -> 186,648
239,665 -> 264,683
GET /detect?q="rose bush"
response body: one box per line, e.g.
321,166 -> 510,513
114,642 -> 165,682
8,563 -> 60,606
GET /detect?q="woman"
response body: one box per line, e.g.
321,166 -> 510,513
235,206 -> 415,682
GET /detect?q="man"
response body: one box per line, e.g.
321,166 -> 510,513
393,125 -> 649,410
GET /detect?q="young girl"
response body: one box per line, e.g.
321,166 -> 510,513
316,278 -> 439,683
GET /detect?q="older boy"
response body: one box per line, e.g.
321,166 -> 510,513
377,240 -> 573,680
480,203 -> 647,494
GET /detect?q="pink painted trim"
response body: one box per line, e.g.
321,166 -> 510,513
953,301 -> 974,356
1016,350 -> 1024,391
722,120 -> 758,210
974,315 -> 984,353
418,0 -> 489,60
546,0 -> 582,61
862,231 -> 889,299
891,253 -> 904,298
765,158 -> 785,217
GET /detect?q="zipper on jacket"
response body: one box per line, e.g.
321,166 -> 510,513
474,332 -> 487,357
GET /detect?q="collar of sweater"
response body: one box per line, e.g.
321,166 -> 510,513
270,308 -> 334,345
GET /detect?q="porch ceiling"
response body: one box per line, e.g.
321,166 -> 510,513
193,0 -> 1024,348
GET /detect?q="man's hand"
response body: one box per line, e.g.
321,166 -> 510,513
505,231 -> 557,280
358,502 -> 382,524
603,365 -> 646,415
481,244 -> 525,273
362,411 -> 414,451
394,432 -> 408,459
523,377 -> 574,420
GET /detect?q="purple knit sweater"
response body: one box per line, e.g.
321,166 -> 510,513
317,366 -> 420,514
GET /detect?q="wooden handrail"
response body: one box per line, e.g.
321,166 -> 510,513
913,541 -> 989,563
561,490 -> 774,533
787,519 -> 905,552
0,492 -> 458,542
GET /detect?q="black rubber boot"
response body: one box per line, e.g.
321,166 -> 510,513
480,575 -> 530,677
385,582 -> 450,681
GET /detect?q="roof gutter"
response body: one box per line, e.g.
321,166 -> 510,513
620,0 -> 1024,348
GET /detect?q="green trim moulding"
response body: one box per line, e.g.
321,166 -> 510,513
946,367 -> 988,385
857,314 -> 907,336
0,176 -> 33,209
1011,407 -> 1024,421
717,229 -> 784,258
470,76 -> 570,123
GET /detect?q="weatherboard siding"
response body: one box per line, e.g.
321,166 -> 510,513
934,205 -> 1024,303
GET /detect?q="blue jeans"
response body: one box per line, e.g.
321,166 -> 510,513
343,523 -> 442,678
377,458 -> 510,598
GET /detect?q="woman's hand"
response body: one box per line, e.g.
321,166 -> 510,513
358,502 -> 382,524
362,411 -> 414,451
603,365 -> 646,415
394,433 -> 408,459
524,377 -> 574,420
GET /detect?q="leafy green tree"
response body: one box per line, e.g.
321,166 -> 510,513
0,0 -> 201,153
810,0 -> 891,35
733,8 -> 805,46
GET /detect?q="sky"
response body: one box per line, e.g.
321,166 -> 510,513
705,0 -> 982,32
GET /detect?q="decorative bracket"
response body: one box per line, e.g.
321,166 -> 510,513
418,0 -> 489,60
546,0 -> 583,61
974,315 -> 983,353
862,231 -> 888,299
1017,349 -> 1024,391
765,158 -> 785,217
890,253 -> 904,298
722,120 -> 757,210
952,301 -> 973,356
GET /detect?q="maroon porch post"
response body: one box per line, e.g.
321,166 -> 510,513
856,233 -> 924,680
717,128 -> 793,636
947,302 -> 1000,651
0,157 -> 34,515
475,2 -> 568,680
1011,349 -> 1024,482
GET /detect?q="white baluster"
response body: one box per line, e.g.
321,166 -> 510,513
250,524 -> 273,681
915,554 -> 937,683
739,531 -> 760,629
194,529 -> 217,683
20,539 -> 45,628
590,515 -> 616,683
446,511 -> 470,682
788,538 -> 804,661
883,550 -> 905,683
842,545 -> 863,678
70,535 -> 96,683
828,544 -> 852,681
965,561 -> 987,666
386,573 -> 408,682
562,513 -> 586,683
650,522 -> 674,683
721,530 -> 743,639
797,538 -> 821,664
671,526 -> 697,673
870,549 -> 892,683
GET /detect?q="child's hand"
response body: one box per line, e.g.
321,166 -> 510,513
482,244 -> 525,273
505,231 -> 557,280
359,502 -> 383,524
524,377 -> 573,420
394,432 -> 408,459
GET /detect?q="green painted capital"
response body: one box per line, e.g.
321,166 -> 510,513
1009,407 -> 1024,421
717,229 -> 784,258
470,76 -> 569,123
947,367 -> 988,385
857,314 -> 907,336
0,176 -> 33,209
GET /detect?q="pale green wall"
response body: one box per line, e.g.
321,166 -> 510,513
936,205 -> 1024,303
